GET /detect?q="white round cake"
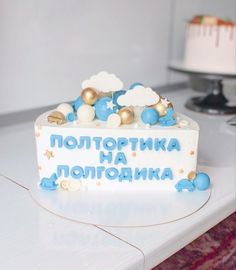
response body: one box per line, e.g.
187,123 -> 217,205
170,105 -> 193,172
184,16 -> 236,74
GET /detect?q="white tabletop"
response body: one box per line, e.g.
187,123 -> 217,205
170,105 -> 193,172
0,175 -> 144,270
0,89 -> 235,270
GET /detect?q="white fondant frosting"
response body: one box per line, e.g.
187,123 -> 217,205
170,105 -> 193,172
35,111 -> 199,192
184,23 -> 236,73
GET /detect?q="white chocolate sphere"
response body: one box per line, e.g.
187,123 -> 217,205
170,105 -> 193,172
57,103 -> 73,116
107,113 -> 121,128
77,104 -> 95,122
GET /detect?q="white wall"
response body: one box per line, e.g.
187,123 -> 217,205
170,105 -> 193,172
0,0 -> 235,114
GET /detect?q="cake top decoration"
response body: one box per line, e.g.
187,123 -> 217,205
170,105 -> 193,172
47,71 -> 176,128
82,71 -> 123,93
190,15 -> 236,26
117,85 -> 160,107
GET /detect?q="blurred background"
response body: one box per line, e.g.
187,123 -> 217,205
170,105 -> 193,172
0,0 -> 235,115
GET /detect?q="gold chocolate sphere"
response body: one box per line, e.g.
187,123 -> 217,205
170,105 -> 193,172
151,102 -> 167,117
160,96 -> 174,108
60,180 -> 69,190
118,107 -> 134,125
81,87 -> 98,105
188,171 -> 196,180
167,101 -> 173,108
47,111 -> 66,125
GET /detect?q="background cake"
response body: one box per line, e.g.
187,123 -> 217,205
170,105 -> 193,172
35,72 -> 210,193
184,15 -> 236,74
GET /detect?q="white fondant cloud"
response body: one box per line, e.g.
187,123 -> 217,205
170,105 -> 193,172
117,86 -> 160,106
82,71 -> 123,93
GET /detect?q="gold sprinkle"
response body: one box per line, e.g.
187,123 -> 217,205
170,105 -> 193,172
188,171 -> 197,180
44,150 -> 54,160
190,150 -> 195,156
35,132 -> 40,138
179,169 -> 184,174
38,165 -> 42,171
132,152 -> 137,157
96,181 -> 101,186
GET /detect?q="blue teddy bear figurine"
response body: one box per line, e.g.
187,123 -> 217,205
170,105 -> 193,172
175,178 -> 195,192
159,108 -> 177,126
40,173 -> 58,190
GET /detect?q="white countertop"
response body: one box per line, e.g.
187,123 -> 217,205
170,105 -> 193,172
0,175 -> 144,270
0,89 -> 235,270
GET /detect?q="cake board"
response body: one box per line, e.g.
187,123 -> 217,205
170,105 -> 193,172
29,182 -> 211,227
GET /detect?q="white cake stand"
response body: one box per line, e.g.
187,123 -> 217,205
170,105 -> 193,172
169,61 -> 236,115
29,183 -> 211,227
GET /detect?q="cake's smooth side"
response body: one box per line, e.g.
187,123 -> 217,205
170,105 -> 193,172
35,111 -> 199,192
184,24 -> 236,73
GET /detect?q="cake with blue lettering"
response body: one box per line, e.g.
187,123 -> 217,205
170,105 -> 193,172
35,71 -> 210,193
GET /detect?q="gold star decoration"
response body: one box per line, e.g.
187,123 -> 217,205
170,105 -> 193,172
44,150 -> 54,160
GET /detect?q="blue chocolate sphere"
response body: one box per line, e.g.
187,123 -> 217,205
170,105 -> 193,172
95,97 -> 116,121
129,82 -> 143,89
141,108 -> 159,125
72,97 -> 83,111
66,112 -> 77,122
193,172 -> 210,191
112,90 -> 126,109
